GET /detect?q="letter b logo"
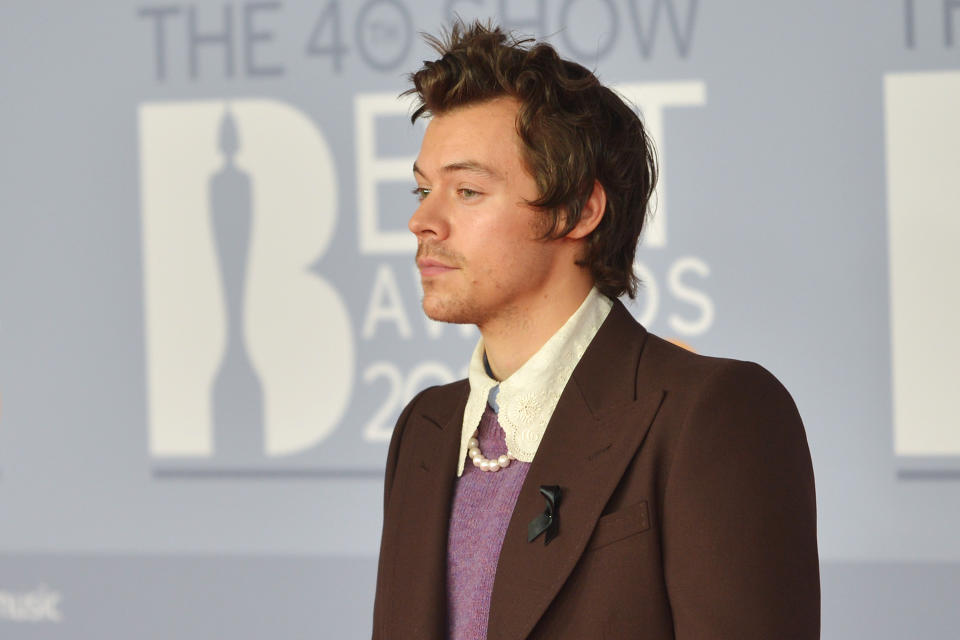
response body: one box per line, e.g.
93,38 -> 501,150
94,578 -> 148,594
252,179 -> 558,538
138,99 -> 354,462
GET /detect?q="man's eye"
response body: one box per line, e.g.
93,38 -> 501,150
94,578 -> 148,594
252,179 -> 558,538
459,188 -> 480,199
411,187 -> 430,201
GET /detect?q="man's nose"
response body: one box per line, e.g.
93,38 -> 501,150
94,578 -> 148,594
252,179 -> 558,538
408,195 -> 448,240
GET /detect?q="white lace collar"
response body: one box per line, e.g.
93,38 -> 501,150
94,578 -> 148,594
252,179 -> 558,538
457,287 -> 613,476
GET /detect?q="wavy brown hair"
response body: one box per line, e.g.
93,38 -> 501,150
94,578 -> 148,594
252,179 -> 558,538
403,20 -> 658,299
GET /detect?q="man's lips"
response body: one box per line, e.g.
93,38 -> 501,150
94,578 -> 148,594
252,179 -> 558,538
417,258 -> 457,277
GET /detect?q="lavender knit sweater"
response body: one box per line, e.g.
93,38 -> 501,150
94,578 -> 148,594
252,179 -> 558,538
446,405 -> 531,640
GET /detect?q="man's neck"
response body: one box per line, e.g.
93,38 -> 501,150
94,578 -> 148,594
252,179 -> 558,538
479,279 -> 594,381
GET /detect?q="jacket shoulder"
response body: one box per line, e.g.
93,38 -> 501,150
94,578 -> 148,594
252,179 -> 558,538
640,332 -> 792,400
398,378 -> 469,423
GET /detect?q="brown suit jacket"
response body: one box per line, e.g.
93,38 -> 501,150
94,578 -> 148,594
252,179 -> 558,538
372,301 -> 819,639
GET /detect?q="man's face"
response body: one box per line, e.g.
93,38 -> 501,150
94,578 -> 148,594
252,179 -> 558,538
410,97 -> 562,328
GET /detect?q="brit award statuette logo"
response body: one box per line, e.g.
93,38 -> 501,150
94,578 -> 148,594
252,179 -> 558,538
138,99 -> 355,470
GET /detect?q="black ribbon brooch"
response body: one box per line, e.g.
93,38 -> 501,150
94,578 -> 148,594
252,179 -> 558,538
527,485 -> 562,546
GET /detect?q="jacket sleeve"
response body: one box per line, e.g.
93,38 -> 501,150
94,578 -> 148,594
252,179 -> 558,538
661,360 -> 820,639
372,387 -> 429,639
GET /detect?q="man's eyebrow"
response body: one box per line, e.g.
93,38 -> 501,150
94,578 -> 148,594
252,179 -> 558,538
412,160 -> 504,180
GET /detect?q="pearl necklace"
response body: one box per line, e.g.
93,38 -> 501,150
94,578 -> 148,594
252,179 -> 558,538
467,430 -> 515,472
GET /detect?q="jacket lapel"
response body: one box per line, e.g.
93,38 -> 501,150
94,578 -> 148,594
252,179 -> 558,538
487,303 -> 666,640
382,382 -> 467,640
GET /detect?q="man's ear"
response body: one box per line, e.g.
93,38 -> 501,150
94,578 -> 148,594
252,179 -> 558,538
566,180 -> 606,240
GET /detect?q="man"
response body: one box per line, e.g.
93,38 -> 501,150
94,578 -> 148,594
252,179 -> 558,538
373,21 -> 819,640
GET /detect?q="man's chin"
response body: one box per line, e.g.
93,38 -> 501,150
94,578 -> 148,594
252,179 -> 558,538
421,296 -> 474,325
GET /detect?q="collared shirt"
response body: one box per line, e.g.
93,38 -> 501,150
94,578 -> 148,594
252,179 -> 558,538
456,287 -> 613,476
